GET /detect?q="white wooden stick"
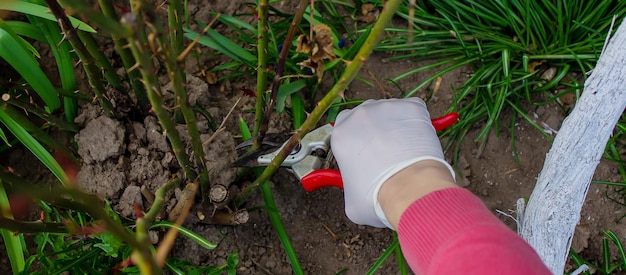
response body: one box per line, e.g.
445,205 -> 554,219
517,17 -> 626,274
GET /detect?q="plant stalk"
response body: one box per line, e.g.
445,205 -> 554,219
0,217 -> 69,233
97,0 -> 149,112
238,0 -> 403,200
252,0 -> 269,138
144,177 -> 180,223
43,0 -> 114,117
161,0 -> 209,190
2,94 -> 79,132
133,217 -> 162,275
254,0 -> 308,148
123,15 -> 197,181
78,31 -> 123,90
32,188 -> 144,250
58,0 -> 131,36
261,181 -> 303,273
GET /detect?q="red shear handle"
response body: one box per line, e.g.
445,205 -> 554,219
432,112 -> 459,132
301,169 -> 343,192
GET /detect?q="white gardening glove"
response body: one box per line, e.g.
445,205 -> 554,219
331,98 -> 455,229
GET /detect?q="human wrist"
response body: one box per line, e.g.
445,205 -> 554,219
377,160 -> 459,228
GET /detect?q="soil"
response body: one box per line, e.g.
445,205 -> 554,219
2,1 -> 626,274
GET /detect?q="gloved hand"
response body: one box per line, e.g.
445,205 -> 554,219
331,98 -> 455,229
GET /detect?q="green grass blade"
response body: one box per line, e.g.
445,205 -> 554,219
0,181 -> 26,274
0,127 -> 9,146
3,20 -> 45,42
0,25 -> 60,111
366,238 -> 398,275
184,27 -> 257,67
393,232 -> 408,274
260,180 -> 303,274
291,94 -> 305,129
604,230 -> 626,269
28,14 -> 78,121
215,12 -> 256,33
0,0 -> 95,32
150,222 -> 218,249
239,116 -> 302,273
0,109 -> 68,184
239,115 -> 252,140
276,79 -> 307,112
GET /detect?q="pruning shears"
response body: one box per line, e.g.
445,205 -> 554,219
234,112 -> 459,192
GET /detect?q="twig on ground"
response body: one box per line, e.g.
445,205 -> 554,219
362,66 -> 392,98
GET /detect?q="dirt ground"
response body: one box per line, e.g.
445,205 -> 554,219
3,1 -> 626,274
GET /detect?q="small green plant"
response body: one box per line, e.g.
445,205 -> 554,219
569,230 -> 626,274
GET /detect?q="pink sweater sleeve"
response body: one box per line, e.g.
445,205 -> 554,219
397,188 -> 551,274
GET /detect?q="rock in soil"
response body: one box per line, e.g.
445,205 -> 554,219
75,116 -> 126,164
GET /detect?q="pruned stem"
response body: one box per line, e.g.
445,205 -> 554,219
238,0 -> 403,200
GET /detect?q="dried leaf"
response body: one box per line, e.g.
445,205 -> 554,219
205,72 -> 218,84
296,34 -> 311,55
357,4 -> 379,23
361,3 -> 375,16
296,24 -> 336,82
528,60 -> 546,73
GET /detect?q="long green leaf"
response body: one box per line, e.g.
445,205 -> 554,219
0,25 -> 60,110
0,109 -> 68,184
28,13 -> 78,121
0,181 -> 26,274
150,222 -> 217,249
184,27 -> 257,66
3,21 -> 46,42
276,79 -> 307,112
0,0 -> 95,32
0,127 -> 9,146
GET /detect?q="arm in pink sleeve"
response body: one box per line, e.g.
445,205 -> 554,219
397,188 -> 551,274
